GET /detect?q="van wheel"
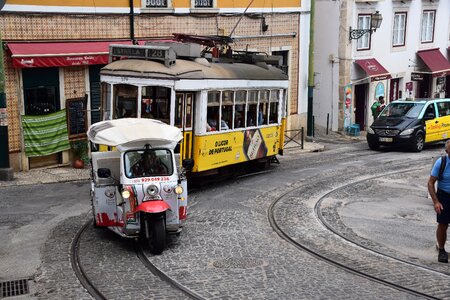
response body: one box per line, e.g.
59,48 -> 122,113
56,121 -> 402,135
411,132 -> 424,152
368,141 -> 380,150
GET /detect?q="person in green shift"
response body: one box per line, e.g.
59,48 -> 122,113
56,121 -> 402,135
371,96 -> 385,118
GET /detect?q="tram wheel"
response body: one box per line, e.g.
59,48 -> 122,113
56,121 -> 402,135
148,214 -> 166,255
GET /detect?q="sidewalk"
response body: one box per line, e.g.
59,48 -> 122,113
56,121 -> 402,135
0,129 -> 364,187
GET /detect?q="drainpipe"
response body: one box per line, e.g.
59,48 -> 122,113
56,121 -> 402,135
129,0 -> 136,44
306,0 -> 315,138
0,38 -> 13,180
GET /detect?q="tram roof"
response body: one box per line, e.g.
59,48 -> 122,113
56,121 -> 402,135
87,118 -> 183,151
100,58 -> 288,81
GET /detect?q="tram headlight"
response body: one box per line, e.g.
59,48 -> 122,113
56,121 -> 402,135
147,185 -> 159,196
121,190 -> 131,199
175,185 -> 183,195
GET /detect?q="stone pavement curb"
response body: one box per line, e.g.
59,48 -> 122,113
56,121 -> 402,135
0,131 -> 366,188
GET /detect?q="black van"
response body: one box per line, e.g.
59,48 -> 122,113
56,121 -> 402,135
366,99 -> 450,152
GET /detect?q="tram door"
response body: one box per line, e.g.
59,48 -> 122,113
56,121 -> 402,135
175,93 -> 194,160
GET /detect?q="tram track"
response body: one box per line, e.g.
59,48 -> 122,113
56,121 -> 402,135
267,163 -> 449,300
314,169 -> 450,278
70,220 -> 107,300
71,219 -> 204,300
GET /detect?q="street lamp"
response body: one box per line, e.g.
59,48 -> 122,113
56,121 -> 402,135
349,11 -> 383,41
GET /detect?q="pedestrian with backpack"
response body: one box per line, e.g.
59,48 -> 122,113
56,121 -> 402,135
428,140 -> 450,263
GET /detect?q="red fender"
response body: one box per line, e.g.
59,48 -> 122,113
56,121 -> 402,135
135,201 -> 170,213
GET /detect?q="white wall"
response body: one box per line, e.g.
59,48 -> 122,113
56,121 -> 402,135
313,0 -> 340,131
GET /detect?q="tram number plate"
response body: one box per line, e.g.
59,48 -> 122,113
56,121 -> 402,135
379,137 -> 393,142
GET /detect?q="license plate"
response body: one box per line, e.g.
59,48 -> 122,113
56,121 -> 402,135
379,137 -> 393,142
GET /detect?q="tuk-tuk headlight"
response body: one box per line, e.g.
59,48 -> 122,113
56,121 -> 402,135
147,185 -> 159,196
367,127 -> 375,134
400,128 -> 414,136
175,185 -> 183,195
121,190 -> 131,199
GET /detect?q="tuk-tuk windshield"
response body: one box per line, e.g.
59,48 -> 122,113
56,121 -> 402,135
124,149 -> 173,178
379,102 -> 425,118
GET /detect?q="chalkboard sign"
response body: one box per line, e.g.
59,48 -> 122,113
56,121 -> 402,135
66,96 -> 87,140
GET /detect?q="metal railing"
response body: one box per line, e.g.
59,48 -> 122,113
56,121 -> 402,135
284,127 -> 304,150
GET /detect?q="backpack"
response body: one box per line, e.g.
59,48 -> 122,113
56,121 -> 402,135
439,155 -> 447,181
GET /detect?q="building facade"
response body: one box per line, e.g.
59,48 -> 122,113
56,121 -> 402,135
1,0 -> 311,171
314,0 -> 450,132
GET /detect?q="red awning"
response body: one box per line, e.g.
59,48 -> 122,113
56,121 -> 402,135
417,48 -> 450,77
7,41 -> 137,68
355,58 -> 391,81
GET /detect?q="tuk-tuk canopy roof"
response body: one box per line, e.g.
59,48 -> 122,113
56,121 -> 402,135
87,118 -> 183,150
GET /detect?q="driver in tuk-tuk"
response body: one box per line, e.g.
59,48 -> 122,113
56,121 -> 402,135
132,150 -> 166,177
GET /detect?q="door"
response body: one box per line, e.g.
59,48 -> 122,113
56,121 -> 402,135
354,84 -> 367,130
22,67 -> 61,168
175,92 -> 194,160
389,78 -> 399,102
89,65 -> 104,125
417,75 -> 431,98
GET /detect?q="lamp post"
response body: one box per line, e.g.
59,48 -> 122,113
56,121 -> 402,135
349,11 -> 383,41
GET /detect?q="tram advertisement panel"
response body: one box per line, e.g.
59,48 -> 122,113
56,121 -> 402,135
193,126 -> 280,172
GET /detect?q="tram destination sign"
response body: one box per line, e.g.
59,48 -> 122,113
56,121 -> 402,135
109,44 -> 176,67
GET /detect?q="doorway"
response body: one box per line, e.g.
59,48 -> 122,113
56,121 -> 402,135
390,78 -> 400,102
354,84 -> 367,130
22,67 -> 61,168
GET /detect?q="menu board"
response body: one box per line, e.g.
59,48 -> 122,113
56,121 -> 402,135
66,96 -> 87,139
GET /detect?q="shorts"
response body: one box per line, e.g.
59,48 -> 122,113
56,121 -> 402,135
437,189 -> 450,224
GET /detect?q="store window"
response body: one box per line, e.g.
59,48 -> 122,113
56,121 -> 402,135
141,86 -> 171,124
23,67 -> 60,115
421,10 -> 435,43
392,12 -> 407,47
357,14 -> 371,51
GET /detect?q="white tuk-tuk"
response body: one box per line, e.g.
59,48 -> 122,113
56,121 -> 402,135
87,118 -> 192,254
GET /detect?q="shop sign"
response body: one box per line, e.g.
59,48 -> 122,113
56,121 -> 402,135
411,73 -> 424,81
375,82 -> 385,99
371,75 -> 390,82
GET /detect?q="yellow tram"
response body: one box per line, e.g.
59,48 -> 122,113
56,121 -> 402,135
98,39 -> 289,176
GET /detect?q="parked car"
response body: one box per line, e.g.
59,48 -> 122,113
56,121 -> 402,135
366,98 -> 450,152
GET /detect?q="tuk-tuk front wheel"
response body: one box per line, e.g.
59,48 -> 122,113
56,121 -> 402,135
144,213 -> 166,255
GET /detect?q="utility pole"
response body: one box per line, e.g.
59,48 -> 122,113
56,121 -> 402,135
306,0 -> 315,139
0,36 -> 14,180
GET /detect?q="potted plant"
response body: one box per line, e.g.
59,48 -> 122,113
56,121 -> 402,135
70,139 -> 89,169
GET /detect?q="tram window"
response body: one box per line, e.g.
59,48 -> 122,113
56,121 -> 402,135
101,82 -> 111,120
207,91 -> 220,131
141,86 -> 171,124
175,93 -> 183,128
235,91 -> 246,129
247,91 -> 258,127
185,93 -> 193,128
221,91 -> 233,131
269,90 -> 279,124
114,84 -> 138,118
258,90 -> 269,126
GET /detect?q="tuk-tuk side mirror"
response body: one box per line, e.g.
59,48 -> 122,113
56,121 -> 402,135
425,113 -> 435,120
98,168 -> 111,178
182,159 -> 194,171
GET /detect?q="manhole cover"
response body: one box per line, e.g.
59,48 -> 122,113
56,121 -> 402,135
212,257 -> 264,269
0,279 -> 29,298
